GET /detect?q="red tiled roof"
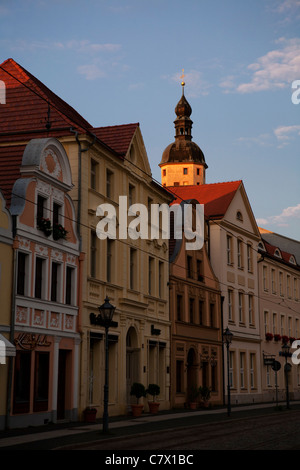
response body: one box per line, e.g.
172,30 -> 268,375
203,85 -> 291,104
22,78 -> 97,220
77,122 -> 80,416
261,239 -> 299,268
167,180 -> 242,219
92,123 -> 139,157
0,58 -> 92,143
0,58 -> 141,205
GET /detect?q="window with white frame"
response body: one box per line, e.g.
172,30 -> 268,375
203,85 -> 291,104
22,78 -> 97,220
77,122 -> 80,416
237,239 -> 243,269
263,266 -> 268,291
238,292 -> 244,323
271,269 -> 276,294
240,352 -> 245,388
279,271 -> 283,296
228,289 -> 233,321
248,294 -> 254,325
273,312 -> 277,335
247,244 -> 252,272
250,353 -> 255,389
229,351 -> 234,388
287,275 -> 291,298
227,235 -> 233,265
264,311 -> 269,334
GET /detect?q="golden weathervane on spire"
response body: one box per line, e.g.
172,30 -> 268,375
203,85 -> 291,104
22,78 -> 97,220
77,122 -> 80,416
180,68 -> 185,87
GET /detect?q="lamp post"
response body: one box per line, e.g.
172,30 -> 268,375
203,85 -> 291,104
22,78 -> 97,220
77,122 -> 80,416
281,342 -> 291,410
91,296 -> 116,433
223,327 -> 233,417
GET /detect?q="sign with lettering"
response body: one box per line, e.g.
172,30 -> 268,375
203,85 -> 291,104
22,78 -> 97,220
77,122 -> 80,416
15,333 -> 51,350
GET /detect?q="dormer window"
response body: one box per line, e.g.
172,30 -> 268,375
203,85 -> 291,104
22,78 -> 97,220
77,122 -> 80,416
289,256 -> 296,265
274,249 -> 281,258
236,211 -> 243,221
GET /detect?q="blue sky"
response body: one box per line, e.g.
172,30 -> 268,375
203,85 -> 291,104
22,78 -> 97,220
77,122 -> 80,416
0,0 -> 299,240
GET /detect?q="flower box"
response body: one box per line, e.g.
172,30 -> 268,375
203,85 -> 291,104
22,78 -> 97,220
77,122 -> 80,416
265,333 -> 273,341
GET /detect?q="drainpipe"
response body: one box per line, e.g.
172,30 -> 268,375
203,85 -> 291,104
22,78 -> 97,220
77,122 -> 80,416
6,215 -> 17,429
220,295 -> 225,407
70,129 -> 96,252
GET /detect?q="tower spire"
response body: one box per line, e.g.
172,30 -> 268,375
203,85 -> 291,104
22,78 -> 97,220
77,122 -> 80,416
180,69 -> 185,95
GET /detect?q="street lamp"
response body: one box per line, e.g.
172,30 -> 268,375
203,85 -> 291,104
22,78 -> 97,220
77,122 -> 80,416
281,342 -> 291,410
223,327 -> 233,417
90,296 -> 116,433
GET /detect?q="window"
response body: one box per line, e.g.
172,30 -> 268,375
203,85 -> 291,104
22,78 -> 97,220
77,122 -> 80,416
240,352 -> 245,388
250,353 -> 255,389
238,292 -> 244,323
248,294 -> 253,325
189,298 -> 195,324
237,239 -> 243,269
264,311 -> 269,334
37,195 -> 46,221
197,259 -> 203,282
35,257 -> 45,299
159,261 -> 163,298
183,168 -> 188,175
199,300 -> 204,325
187,255 -> 193,278
177,295 -> 183,321
129,184 -> 135,206
53,202 -> 61,226
228,289 -> 233,321
280,315 -> 285,336
273,313 -> 277,335
210,303 -> 215,327
176,360 -> 184,393
294,278 -> 298,300
51,262 -> 61,302
130,248 -> 137,290
162,169 -> 166,176
197,168 -> 200,175
107,239 -> 114,283
13,351 -> 31,414
279,272 -> 283,296
247,244 -> 252,272
148,257 -> 154,295
263,266 -> 268,291
65,266 -> 75,305
33,352 -> 49,412
90,159 -> 98,190
106,169 -> 113,198
287,275 -> 291,298
288,317 -> 292,337
17,252 -> 28,296
229,351 -> 234,388
236,211 -> 243,221
90,231 -> 97,278
227,235 -> 233,265
271,269 -> 276,294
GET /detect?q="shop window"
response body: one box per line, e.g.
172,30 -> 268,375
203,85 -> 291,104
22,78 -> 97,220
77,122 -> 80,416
13,351 -> 31,414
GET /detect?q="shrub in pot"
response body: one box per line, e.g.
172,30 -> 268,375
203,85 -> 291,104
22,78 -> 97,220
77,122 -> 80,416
146,384 -> 160,414
199,386 -> 211,408
130,382 -> 146,417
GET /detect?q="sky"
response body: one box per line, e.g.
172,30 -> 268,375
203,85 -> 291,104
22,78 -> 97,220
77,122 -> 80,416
0,0 -> 299,241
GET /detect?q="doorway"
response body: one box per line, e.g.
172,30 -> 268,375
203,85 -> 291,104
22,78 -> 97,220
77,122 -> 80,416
126,327 -> 140,404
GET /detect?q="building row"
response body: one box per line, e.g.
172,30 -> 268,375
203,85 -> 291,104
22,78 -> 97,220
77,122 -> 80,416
0,58 -> 299,429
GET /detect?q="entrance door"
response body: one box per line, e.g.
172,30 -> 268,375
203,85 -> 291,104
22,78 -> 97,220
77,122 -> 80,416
126,327 -> 139,404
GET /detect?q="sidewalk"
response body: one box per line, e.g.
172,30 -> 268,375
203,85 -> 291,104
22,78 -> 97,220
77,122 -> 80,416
0,401 -> 298,450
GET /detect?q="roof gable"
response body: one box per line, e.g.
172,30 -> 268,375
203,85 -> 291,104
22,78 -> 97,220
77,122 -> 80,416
92,123 -> 139,158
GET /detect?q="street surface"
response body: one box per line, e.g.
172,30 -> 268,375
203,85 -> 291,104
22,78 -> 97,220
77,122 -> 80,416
63,409 -> 300,450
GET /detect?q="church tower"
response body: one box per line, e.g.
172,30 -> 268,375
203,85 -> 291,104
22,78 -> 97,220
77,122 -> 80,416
160,73 -> 207,187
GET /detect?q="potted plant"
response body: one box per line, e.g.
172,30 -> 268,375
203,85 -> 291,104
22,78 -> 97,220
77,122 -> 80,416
146,384 -> 160,414
83,406 -> 97,423
188,385 -> 200,409
37,217 -> 52,237
274,334 -> 281,342
199,386 -> 211,408
265,332 -> 273,341
53,222 -> 68,240
130,382 -> 146,417
282,335 -> 289,344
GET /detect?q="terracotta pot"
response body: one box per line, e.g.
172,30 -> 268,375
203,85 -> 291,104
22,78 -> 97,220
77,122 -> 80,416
189,402 -> 197,410
131,404 -> 144,417
148,401 -> 160,414
83,408 -> 97,423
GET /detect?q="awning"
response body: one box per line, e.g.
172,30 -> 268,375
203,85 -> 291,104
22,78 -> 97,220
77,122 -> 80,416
0,333 -> 16,364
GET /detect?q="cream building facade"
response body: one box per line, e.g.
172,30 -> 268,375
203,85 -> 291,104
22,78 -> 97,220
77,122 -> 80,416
258,231 -> 300,403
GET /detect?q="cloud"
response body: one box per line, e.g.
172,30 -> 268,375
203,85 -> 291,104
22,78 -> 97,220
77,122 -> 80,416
2,38 -> 121,54
165,70 -> 212,97
257,204 -> 300,228
235,133 -> 273,147
220,38 -> 300,94
274,124 -> 300,147
77,63 -> 106,80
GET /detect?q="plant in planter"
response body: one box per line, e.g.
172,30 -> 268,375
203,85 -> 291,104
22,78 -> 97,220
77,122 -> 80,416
37,217 -> 52,237
265,332 -> 273,341
188,385 -> 200,409
130,382 -> 146,417
146,384 -> 160,414
282,335 -> 289,344
199,386 -> 211,408
83,406 -> 97,423
274,334 -> 281,342
53,222 -> 68,240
